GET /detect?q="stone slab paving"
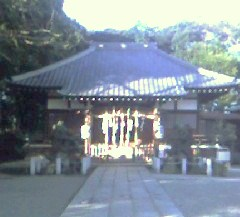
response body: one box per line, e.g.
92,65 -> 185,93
60,166 -> 184,217
0,174 -> 87,217
156,174 -> 240,217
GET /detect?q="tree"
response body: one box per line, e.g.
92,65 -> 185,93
154,22 -> 240,110
0,0 -> 88,134
167,125 -> 194,159
175,42 -> 238,76
0,0 -> 88,80
207,120 -> 237,151
88,29 -> 133,42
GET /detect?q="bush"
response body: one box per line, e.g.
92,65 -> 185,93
188,163 -> 206,175
212,161 -> 228,177
166,125 -> 193,159
51,121 -> 82,156
0,131 -> 26,161
162,157 -> 181,174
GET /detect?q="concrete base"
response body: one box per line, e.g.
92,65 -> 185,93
81,156 -> 91,175
152,156 -> 161,173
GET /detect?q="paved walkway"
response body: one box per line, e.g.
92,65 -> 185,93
0,174 -> 88,217
60,166 -> 184,217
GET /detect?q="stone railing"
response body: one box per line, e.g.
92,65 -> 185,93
30,155 -> 91,175
151,157 -> 227,176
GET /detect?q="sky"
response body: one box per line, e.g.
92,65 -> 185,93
63,0 -> 240,31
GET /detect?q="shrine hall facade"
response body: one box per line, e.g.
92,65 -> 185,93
11,42 -> 239,152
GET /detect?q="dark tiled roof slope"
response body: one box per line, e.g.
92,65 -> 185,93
12,42 -> 238,97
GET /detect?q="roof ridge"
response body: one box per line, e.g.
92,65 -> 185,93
12,46 -> 95,82
92,41 -> 158,50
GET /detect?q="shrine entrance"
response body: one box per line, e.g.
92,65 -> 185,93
92,108 -> 154,146
87,106 -> 162,161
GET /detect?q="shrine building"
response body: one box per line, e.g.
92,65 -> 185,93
10,42 -> 239,154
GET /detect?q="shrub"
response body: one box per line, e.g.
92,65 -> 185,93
51,121 -> 82,155
0,131 -> 26,161
167,125 -> 193,159
212,161 -> 228,177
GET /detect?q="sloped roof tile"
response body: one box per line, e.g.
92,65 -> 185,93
11,42 -> 238,97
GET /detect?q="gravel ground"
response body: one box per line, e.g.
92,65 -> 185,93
0,173 -> 90,217
157,173 -> 240,217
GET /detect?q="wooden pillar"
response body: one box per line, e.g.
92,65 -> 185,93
153,107 -> 161,157
126,108 -> 130,146
112,108 -> 115,146
43,92 -> 49,140
89,110 -> 93,154
133,110 -> 139,146
104,112 -> 109,145
196,95 -> 200,133
103,111 -> 109,146
83,110 -> 91,155
45,110 -> 50,140
153,108 -> 158,137
99,111 -> 111,147
173,99 -> 178,126
120,112 -> 125,146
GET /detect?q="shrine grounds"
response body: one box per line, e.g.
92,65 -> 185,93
154,170 -> 240,217
0,172 -> 89,217
0,166 -> 240,217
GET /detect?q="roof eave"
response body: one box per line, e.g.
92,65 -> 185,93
7,82 -> 62,91
11,46 -> 95,82
184,83 -> 238,91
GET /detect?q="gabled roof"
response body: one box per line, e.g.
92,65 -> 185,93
11,42 -> 238,98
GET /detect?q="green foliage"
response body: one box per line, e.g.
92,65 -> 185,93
0,83 -> 16,133
0,0 -> 88,79
212,92 -> 238,110
51,121 -> 81,154
154,22 -> 239,78
0,131 -> 26,161
125,21 -> 156,43
0,96 -> 16,133
154,22 -> 239,110
14,91 -> 46,135
167,125 -> 193,157
156,22 -> 206,53
207,120 -> 237,149
89,21 -> 159,43
171,29 -> 190,52
212,161 -> 228,177
89,21 -> 240,81
88,30 -> 133,42
0,0 -> 88,134
155,29 -> 173,52
175,42 -> 238,76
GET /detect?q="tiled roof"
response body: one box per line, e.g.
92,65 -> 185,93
11,42 -> 238,97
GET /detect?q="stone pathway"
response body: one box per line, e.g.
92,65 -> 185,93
60,166 -> 184,217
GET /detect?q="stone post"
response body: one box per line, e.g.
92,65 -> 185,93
56,157 -> 61,175
36,157 -> 41,174
182,158 -> 187,175
81,156 -> 91,175
206,158 -> 212,176
152,156 -> 161,173
156,157 -> 161,173
30,157 -> 36,175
